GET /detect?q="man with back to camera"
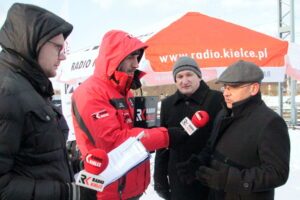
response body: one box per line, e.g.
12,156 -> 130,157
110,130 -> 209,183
177,60 -> 290,200
0,3 -> 95,200
71,30 -> 188,200
153,56 -> 224,200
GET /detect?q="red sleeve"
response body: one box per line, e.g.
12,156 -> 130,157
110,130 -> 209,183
73,91 -> 169,153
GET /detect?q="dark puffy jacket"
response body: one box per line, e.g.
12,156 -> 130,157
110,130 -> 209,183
0,3 -> 73,200
154,81 -> 224,200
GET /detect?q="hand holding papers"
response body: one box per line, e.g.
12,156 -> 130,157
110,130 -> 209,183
76,132 -> 150,191
101,131 -> 150,187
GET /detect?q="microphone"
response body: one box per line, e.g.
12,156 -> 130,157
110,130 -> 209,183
75,149 -> 109,192
191,110 -> 210,128
180,111 -> 210,135
84,149 -> 109,174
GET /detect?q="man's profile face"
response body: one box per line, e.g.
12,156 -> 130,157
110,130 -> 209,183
38,33 -> 66,78
175,70 -> 201,97
222,83 -> 259,108
117,54 -> 140,75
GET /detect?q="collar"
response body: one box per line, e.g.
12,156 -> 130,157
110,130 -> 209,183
224,92 -> 263,118
173,80 -> 209,105
108,69 -> 144,95
1,50 -> 54,97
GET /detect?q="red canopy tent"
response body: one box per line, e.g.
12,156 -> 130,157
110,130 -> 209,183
141,12 -> 291,86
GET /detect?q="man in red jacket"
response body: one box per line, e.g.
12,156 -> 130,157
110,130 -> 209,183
72,30 -> 187,200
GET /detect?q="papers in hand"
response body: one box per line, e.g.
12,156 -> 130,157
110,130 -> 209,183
76,132 -> 150,191
100,131 -> 150,187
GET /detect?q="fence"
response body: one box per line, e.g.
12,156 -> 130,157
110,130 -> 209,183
270,106 -> 300,128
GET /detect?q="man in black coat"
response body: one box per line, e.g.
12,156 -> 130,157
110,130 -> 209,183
0,3 -> 94,200
178,60 -> 290,200
154,56 -> 224,200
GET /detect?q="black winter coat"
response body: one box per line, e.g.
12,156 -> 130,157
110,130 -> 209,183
207,93 -> 290,200
154,81 -> 224,200
0,3 -> 73,200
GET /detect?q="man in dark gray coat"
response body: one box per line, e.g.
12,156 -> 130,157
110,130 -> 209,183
154,56 -> 224,200
178,60 -> 290,200
0,3 -> 93,200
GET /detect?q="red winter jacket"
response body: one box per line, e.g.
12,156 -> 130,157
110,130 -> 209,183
72,30 -> 169,200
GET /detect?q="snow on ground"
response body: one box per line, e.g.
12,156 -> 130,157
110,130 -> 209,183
262,95 -> 300,109
140,155 -> 163,200
141,129 -> 300,200
275,129 -> 300,200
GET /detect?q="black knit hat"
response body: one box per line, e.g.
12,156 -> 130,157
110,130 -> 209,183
173,56 -> 202,81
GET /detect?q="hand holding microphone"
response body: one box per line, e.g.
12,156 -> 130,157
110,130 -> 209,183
76,149 -> 109,192
180,110 -> 210,135
168,110 -> 210,148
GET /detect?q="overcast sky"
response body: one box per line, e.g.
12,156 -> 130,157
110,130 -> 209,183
1,0 -> 300,51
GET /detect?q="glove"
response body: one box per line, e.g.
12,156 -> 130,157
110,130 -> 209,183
167,127 -> 188,148
196,160 -> 229,191
154,183 -> 171,200
176,153 -> 210,184
61,182 -> 97,200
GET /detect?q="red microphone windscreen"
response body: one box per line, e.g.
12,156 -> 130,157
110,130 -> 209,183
191,111 -> 210,128
84,149 -> 109,175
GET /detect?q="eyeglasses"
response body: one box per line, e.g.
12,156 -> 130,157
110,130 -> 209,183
48,40 -> 65,57
220,83 -> 253,92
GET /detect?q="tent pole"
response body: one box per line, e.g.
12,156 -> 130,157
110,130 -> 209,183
278,0 -> 297,127
289,0 -> 297,127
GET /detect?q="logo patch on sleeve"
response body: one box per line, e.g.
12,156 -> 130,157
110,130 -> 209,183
91,109 -> 109,120
123,112 -> 133,123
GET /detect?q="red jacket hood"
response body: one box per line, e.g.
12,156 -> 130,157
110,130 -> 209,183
94,30 -> 147,80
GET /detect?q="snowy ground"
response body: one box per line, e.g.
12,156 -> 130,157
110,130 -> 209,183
275,129 -> 300,200
141,129 -> 300,200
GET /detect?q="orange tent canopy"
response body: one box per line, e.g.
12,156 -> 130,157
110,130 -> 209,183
145,12 -> 288,73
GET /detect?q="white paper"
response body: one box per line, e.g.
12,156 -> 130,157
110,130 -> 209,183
100,132 -> 150,187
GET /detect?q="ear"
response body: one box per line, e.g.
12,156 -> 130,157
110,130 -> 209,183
250,83 -> 260,96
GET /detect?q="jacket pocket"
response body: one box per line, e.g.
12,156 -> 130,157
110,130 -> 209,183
31,106 -> 56,131
27,105 -> 61,153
